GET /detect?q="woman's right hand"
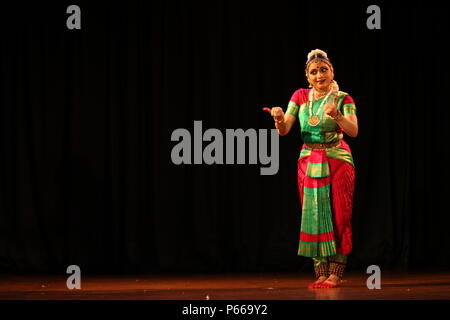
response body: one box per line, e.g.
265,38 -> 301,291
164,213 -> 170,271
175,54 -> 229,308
270,106 -> 285,123
263,106 -> 296,136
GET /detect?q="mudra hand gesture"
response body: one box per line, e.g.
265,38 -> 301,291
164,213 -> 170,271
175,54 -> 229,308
263,107 -> 284,123
323,94 -> 339,118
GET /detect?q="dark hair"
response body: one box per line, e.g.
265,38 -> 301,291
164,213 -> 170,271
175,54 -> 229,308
305,54 -> 333,72
306,52 -> 330,66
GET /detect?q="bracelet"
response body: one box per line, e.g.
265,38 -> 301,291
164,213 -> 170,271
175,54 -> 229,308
332,111 -> 343,121
275,119 -> 284,124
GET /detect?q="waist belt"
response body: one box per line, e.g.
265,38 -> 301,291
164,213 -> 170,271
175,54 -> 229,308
305,140 -> 341,149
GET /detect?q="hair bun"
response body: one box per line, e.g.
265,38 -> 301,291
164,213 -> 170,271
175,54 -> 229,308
307,49 -> 328,61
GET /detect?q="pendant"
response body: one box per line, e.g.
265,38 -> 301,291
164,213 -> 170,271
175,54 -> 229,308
308,115 -> 320,126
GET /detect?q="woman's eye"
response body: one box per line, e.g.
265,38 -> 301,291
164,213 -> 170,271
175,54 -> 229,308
311,70 -> 317,75
321,68 -> 328,72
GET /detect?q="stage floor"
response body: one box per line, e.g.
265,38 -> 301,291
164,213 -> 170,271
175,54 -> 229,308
1,272 -> 450,300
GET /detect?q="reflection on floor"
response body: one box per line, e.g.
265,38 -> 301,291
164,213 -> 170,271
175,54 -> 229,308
1,272 -> 450,300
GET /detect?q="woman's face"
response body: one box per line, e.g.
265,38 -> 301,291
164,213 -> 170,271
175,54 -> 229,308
306,60 -> 334,92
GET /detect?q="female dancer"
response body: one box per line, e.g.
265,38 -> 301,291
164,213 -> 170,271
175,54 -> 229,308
266,49 -> 358,288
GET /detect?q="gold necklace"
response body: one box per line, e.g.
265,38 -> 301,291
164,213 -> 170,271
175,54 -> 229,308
308,88 -> 333,126
314,88 -> 329,99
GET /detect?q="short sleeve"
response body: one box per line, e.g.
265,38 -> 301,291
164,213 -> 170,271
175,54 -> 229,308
341,95 -> 357,116
286,88 -> 309,118
286,101 -> 300,117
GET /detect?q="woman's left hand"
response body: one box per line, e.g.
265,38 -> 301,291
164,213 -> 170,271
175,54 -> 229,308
324,94 -> 339,118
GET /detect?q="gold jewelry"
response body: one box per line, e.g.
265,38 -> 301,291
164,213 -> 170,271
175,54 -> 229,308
314,89 -> 328,99
308,115 -> 320,126
332,110 -> 343,121
308,88 -> 333,126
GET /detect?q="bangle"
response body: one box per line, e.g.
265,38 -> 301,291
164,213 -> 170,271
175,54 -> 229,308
332,111 -> 343,121
275,119 -> 284,124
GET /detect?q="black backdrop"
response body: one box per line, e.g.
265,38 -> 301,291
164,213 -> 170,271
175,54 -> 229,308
1,0 -> 449,274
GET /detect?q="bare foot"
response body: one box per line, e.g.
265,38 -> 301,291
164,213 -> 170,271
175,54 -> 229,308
308,276 -> 328,288
318,274 -> 341,288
